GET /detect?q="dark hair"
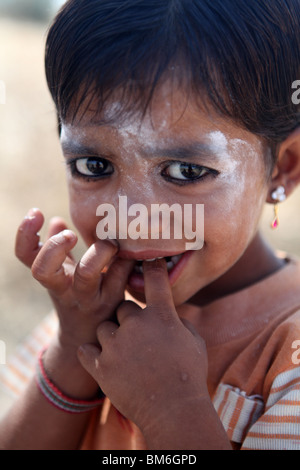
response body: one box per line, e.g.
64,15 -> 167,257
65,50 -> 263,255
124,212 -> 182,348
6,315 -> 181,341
45,0 -> 300,161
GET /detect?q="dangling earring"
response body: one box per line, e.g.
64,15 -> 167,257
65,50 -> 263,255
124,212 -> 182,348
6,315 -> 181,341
271,186 -> 286,229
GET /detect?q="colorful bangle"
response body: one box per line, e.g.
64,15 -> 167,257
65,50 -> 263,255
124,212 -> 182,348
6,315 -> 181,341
36,349 -> 104,414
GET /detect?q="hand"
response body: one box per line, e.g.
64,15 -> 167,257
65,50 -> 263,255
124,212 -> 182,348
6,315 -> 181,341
78,258 -> 208,436
15,208 -> 134,351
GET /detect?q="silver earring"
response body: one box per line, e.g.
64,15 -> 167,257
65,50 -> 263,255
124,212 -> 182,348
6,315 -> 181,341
271,186 -> 286,229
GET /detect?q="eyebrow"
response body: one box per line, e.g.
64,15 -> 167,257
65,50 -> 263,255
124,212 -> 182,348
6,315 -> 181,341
141,142 -> 220,160
61,141 -> 101,157
61,139 -> 222,161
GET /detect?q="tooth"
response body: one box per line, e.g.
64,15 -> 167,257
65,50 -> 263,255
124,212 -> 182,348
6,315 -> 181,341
134,265 -> 143,273
166,261 -> 175,270
133,254 -> 183,274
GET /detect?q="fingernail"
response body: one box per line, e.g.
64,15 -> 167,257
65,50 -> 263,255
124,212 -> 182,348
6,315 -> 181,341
144,258 -> 165,264
62,229 -> 76,241
24,208 -> 39,220
54,229 -> 75,243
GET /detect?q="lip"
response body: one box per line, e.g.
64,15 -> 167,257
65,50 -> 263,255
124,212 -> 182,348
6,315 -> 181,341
118,249 -> 186,260
127,250 -> 195,293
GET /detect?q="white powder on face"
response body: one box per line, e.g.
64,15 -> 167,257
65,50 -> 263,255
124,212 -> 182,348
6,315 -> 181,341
208,131 -> 263,168
207,131 -> 240,178
112,110 -> 170,198
207,131 -> 263,187
117,122 -> 154,196
208,131 -> 228,152
60,124 -> 87,146
206,131 -> 266,222
207,130 -> 269,234
103,97 -> 169,149
118,117 -> 166,149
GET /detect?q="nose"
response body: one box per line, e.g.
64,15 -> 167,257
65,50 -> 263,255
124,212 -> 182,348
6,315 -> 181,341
108,181 -> 157,237
96,194 -> 159,240
96,194 -> 191,253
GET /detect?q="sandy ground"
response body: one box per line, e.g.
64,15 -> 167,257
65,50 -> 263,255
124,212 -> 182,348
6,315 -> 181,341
0,18 -> 300,418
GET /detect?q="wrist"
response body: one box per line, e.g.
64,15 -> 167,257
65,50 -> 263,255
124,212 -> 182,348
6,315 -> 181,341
141,393 -> 230,450
42,338 -> 100,401
36,348 -> 104,414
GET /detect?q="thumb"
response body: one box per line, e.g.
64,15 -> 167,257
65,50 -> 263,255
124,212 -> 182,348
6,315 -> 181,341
77,344 -> 102,381
181,318 -> 202,338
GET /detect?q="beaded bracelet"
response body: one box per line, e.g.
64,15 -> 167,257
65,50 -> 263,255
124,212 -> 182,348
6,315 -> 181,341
36,349 -> 104,414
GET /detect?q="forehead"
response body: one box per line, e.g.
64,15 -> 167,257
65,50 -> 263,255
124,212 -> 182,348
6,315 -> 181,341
61,84 -> 264,156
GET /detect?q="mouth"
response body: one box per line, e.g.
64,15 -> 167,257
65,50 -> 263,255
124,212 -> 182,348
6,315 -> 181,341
126,250 -> 194,292
132,253 -> 184,274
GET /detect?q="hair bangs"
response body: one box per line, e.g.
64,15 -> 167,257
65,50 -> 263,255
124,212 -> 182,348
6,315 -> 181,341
46,0 -> 300,149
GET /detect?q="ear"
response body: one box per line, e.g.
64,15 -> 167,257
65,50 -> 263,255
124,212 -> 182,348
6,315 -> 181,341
267,127 -> 300,203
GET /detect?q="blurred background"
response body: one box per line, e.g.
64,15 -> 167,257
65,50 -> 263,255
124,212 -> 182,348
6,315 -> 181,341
0,0 -> 72,414
0,0 -> 65,21
0,0 -> 300,416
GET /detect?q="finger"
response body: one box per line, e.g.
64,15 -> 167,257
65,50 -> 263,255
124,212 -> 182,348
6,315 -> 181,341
46,217 -> 76,262
142,258 -> 174,309
116,300 -> 142,325
31,230 -> 77,292
46,216 -> 69,239
15,208 -> 44,267
73,240 -> 119,297
96,320 -> 119,346
77,343 -> 102,380
101,258 -> 135,305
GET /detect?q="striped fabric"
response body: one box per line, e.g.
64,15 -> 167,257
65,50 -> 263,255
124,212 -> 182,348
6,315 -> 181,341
213,367 -> 300,450
0,313 -> 58,398
242,367 -> 300,450
213,383 -> 264,444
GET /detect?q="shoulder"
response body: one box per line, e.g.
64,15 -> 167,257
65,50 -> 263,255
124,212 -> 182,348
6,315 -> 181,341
241,348 -> 300,450
213,310 -> 300,449
262,308 -> 300,402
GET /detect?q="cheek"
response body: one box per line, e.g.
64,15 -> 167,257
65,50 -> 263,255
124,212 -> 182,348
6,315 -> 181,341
168,185 -> 267,302
201,176 -> 268,279
194,165 -> 267,268
205,184 -> 265,245
212,155 -> 266,223
68,189 -> 100,246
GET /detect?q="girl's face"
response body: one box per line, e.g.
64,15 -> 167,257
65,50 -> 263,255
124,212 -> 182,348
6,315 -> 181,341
60,86 -> 270,306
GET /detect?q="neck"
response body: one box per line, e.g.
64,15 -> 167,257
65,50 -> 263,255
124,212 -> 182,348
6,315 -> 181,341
189,232 -> 286,307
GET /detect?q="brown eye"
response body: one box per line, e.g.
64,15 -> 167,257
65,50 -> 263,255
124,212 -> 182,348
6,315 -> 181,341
164,162 -> 209,181
75,157 -> 113,177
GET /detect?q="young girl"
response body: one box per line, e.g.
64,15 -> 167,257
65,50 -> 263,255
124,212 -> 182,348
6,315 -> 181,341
1,0 -> 300,450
